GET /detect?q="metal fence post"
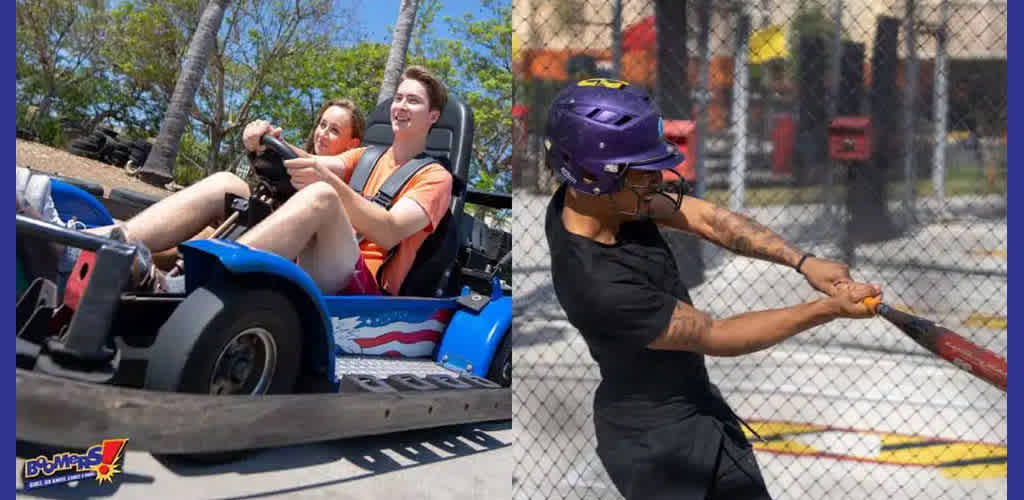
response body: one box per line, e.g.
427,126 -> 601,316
611,0 -> 623,78
729,2 -> 751,212
933,0 -> 950,215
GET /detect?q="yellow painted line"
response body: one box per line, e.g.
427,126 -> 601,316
878,441 -> 1005,466
942,462 -> 1007,480
744,421 -> 826,455
879,434 -> 933,446
755,440 -> 820,454
744,421 -> 825,437
970,249 -> 1006,259
963,314 -> 1007,330
891,304 -> 921,314
742,420 -> 1006,479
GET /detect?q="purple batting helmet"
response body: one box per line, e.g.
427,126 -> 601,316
545,79 -> 685,198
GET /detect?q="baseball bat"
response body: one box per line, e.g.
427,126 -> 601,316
862,296 -> 1007,392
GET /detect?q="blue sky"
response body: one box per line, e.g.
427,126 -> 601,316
352,0 -> 499,43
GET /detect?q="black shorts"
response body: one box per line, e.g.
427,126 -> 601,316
595,414 -> 773,500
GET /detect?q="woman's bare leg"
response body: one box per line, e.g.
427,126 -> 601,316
237,182 -> 360,293
87,172 -> 250,252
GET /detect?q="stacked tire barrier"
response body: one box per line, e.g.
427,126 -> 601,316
65,125 -> 152,170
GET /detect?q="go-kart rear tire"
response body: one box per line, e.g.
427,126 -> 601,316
486,328 -> 512,388
146,283 -> 303,464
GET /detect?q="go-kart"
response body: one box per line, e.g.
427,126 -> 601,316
15,97 -> 512,461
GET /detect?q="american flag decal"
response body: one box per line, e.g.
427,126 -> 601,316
334,308 -> 455,358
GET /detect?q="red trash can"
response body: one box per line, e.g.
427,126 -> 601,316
772,114 -> 795,176
662,119 -> 697,182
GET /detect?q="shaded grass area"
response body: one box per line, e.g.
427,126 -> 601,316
704,166 -> 1007,208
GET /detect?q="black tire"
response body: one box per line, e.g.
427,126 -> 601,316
146,284 -> 303,463
69,138 -> 101,153
16,128 -> 37,141
99,143 -> 118,163
109,153 -> 130,167
486,328 -> 512,388
96,125 -> 117,139
68,146 -> 101,160
88,131 -> 108,148
130,150 -> 149,166
72,135 -> 103,151
110,188 -> 162,210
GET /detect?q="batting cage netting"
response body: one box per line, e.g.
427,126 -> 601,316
510,1 -> 1006,498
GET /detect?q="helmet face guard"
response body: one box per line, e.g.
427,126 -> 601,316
617,163 -> 688,219
544,78 -> 688,216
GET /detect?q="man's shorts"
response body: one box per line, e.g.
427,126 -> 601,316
338,255 -> 382,296
595,413 -> 773,500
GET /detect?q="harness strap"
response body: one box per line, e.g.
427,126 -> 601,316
350,146 -> 443,288
348,145 -> 388,194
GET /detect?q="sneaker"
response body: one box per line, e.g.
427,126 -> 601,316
130,242 -> 168,293
98,225 -> 167,293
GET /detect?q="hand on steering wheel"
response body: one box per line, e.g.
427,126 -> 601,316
260,134 -> 298,160
243,120 -> 283,153
282,157 -> 325,190
249,133 -> 299,202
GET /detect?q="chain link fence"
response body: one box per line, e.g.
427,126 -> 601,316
511,0 -> 1006,498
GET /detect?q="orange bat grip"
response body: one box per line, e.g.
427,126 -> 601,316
862,296 -> 882,312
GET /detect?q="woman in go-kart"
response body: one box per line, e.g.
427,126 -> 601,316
92,66 -> 452,297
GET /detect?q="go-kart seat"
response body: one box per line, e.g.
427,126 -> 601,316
360,96 -> 474,297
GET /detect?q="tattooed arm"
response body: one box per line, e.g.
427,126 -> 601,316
647,281 -> 879,355
654,196 -> 854,295
656,196 -> 801,266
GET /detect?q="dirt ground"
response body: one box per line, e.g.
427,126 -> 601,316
15,138 -> 172,199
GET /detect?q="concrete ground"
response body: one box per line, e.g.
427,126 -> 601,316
512,192 -> 1007,500
16,421 -> 512,499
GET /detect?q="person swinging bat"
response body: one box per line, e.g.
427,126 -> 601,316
543,78 -> 885,499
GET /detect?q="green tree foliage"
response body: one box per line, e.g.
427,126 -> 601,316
409,0 -> 513,194
17,0 -> 513,200
107,0 -> 345,175
255,41 -> 390,142
16,0 -> 111,135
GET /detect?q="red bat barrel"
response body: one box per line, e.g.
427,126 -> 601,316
863,296 -> 1007,392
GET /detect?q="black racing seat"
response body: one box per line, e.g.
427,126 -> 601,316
361,96 -> 474,297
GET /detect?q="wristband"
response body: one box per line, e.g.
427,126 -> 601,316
795,253 -> 815,274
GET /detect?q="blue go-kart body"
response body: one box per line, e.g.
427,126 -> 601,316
19,96 -> 512,397
37,177 -> 511,391
177,238 -> 512,389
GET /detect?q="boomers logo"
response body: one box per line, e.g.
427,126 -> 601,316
21,439 -> 128,490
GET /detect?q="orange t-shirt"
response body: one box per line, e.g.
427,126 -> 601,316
337,146 -> 453,294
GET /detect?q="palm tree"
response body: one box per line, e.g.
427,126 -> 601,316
377,0 -> 421,104
138,0 -> 231,186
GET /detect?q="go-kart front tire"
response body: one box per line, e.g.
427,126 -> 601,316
487,328 -> 512,388
145,283 -> 303,464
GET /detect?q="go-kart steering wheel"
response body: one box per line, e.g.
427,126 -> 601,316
250,134 -> 298,202
260,134 -> 297,160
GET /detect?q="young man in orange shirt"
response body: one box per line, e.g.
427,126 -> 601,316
263,65 -> 453,295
